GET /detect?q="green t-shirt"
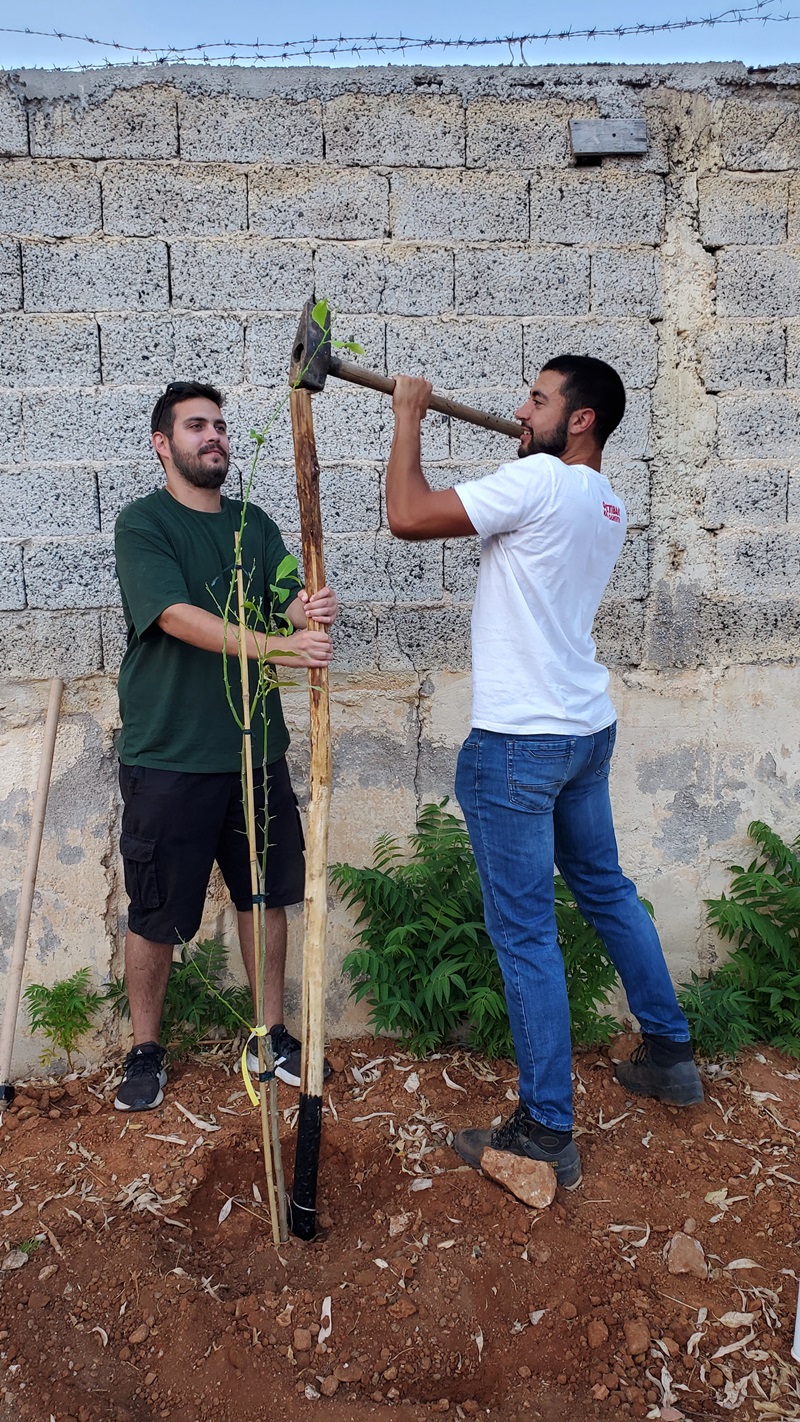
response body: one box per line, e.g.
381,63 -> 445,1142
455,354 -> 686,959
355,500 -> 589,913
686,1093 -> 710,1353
115,489 -> 295,773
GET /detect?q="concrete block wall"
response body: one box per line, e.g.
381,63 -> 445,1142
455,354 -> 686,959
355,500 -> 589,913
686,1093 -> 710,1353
1,62 -> 799,1069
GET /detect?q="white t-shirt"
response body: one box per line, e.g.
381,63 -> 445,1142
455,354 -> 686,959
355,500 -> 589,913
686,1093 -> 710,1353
454,453 -> 627,736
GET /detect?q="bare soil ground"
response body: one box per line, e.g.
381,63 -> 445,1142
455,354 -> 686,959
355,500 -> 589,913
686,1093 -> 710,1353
1,1037 -> 799,1422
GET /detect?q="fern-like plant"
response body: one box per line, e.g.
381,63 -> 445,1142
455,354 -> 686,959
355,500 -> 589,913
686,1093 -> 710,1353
679,820 -> 800,1057
333,801 -> 622,1060
24,967 -> 106,1068
107,938 -> 252,1056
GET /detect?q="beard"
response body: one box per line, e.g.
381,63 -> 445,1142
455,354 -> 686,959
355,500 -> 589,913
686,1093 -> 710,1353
518,411 -> 571,460
170,440 -> 229,489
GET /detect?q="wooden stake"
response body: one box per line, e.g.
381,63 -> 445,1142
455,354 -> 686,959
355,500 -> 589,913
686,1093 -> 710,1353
0,678 -> 64,1104
234,547 -> 288,1246
289,387 -> 331,1241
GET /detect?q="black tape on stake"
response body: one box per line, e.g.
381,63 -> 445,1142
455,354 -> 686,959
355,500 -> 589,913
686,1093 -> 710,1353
290,1093 -> 323,1239
0,1084 -> 15,1108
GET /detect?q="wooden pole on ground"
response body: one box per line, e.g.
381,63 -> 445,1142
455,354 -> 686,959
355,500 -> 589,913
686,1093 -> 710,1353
289,386 -> 331,1241
0,678 -> 64,1105
234,549 -> 288,1246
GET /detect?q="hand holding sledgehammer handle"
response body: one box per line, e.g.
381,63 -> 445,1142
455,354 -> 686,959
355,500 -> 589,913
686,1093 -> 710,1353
330,356 -> 523,440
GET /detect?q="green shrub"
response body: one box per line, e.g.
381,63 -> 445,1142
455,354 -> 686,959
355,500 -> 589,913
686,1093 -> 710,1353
24,967 -> 105,1068
332,801 -> 622,1060
107,938 -> 252,1056
679,820 -> 800,1057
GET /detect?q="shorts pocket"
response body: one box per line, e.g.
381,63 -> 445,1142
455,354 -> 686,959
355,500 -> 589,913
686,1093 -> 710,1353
120,831 -> 161,912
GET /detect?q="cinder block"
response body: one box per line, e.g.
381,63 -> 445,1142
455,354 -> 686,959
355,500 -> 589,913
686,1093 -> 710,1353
0,160 -> 100,237
386,537 -> 445,604
220,389 -> 294,464
329,606 -> 379,674
99,314 -> 245,387
783,323 -> 800,387
0,239 -> 21,310
700,322 -> 784,392
0,609 -> 103,677
245,313 -> 384,386
720,98 -> 800,171
716,529 -> 800,597
0,396 -> 22,453
24,534 -> 117,610
102,163 -> 247,237
23,388 -> 153,462
716,248 -> 800,319
249,168 -> 389,240
607,389 -> 651,460
591,249 -> 661,318
702,464 -> 788,530
698,175 -> 788,247
0,314 -> 99,387
699,594 -> 800,665
29,88 -> 179,159
523,320 -> 658,389
717,392 -> 800,458
611,461 -> 650,529
22,239 -> 169,313
531,172 -> 665,246
387,318 -> 522,390
169,239 -> 313,312
0,469 -> 100,538
605,531 -> 649,600
314,243 -> 454,317
443,538 -> 480,602
311,384 -> 449,463
248,462 -> 381,537
178,95 -> 322,163
455,246 -> 589,317
0,541 -> 24,608
101,605 -> 127,673
324,95 -> 464,167
789,470 -> 800,523
467,97 -> 593,169
0,85 -> 28,157
391,171 -> 528,242
378,606 -> 471,672
449,387 -> 527,462
593,599 -> 645,668
322,532 -> 442,604
97,463 -> 163,530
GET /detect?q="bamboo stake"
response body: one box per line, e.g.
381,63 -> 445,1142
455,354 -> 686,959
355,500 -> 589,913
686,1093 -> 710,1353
234,546 -> 288,1246
289,386 -> 331,1241
0,678 -> 64,1106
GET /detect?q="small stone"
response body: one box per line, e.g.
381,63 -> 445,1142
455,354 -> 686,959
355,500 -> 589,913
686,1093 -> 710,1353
518,1366 -> 531,1378
128,1324 -> 150,1346
690,1122 -> 705,1138
624,1318 -> 652,1356
320,1377 -> 339,1397
334,1363 -> 363,1383
528,1243 -> 551,1265
664,1232 -> 707,1279
328,1055 -> 345,1074
38,1265 -> 59,1282
462,1404 -> 480,1416
592,1384 -> 610,1401
145,1373 -> 157,1387
388,1211 -> 412,1237
683,1218 -> 697,1235
2,1250 -> 30,1271
588,1320 -> 609,1349
603,1373 -> 620,1391
293,1327 -> 312,1354
118,1347 -> 131,1362
16,1106 -> 39,1122
662,1336 -> 680,1357
559,1301 -> 578,1319
27,1291 -> 50,1311
480,1148 -> 557,1209
709,1368 -> 725,1387
388,1297 -> 417,1320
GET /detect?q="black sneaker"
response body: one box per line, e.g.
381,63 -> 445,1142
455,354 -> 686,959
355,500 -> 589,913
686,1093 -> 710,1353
454,1103 -> 582,1189
246,1024 -> 331,1090
614,1035 -> 704,1106
114,1043 -> 167,1112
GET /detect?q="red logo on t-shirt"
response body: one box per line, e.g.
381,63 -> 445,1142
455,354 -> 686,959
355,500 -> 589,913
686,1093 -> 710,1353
603,502 -> 621,523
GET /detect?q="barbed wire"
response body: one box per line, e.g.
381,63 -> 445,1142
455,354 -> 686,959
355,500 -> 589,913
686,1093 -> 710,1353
0,2 -> 796,68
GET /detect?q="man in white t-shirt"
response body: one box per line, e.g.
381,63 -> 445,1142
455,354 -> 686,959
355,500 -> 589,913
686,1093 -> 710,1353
385,355 -> 702,1189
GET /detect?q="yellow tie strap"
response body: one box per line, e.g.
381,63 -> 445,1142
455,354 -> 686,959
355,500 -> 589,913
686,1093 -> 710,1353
241,1024 -> 276,1106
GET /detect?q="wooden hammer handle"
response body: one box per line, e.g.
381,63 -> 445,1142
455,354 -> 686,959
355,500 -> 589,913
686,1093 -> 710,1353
329,356 -> 522,440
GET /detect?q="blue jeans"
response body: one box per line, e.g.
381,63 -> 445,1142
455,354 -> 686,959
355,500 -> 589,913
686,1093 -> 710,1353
455,724 -> 690,1132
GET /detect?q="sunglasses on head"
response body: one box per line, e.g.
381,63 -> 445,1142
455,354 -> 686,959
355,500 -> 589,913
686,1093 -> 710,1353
151,382 -> 201,436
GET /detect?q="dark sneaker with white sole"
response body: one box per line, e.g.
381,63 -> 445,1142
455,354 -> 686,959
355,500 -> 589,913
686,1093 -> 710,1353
114,1042 -> 167,1112
454,1102 -> 582,1190
614,1035 -> 704,1106
246,1023 -> 331,1089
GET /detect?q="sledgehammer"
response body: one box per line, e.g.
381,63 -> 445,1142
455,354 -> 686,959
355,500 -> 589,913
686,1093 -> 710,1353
289,298 -> 523,440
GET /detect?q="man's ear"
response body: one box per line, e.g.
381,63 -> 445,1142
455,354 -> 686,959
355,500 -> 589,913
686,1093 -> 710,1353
570,406 -> 597,437
152,431 -> 169,459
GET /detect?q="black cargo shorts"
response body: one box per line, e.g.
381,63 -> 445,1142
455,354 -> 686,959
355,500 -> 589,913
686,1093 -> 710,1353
119,757 -> 305,944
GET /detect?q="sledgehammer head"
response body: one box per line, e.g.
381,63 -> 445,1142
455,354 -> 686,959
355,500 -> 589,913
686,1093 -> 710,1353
289,297 -> 332,392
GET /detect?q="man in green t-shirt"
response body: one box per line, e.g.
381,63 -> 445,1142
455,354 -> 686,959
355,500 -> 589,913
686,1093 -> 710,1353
113,380 -> 337,1111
